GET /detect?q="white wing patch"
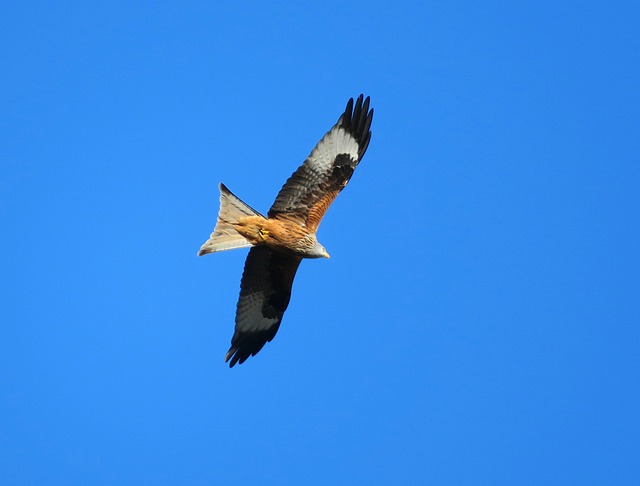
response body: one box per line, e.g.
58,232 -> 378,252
306,126 -> 360,173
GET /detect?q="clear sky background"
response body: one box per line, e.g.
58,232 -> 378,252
1,1 -> 639,485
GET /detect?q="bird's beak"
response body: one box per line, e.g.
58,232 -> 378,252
323,250 -> 331,259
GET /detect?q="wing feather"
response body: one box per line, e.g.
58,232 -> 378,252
225,246 -> 303,367
268,95 -> 373,231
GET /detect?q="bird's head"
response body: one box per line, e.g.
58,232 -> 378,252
308,237 -> 330,259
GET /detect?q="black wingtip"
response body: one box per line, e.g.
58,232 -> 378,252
339,94 -> 374,159
225,347 -> 239,368
344,97 -> 355,120
225,346 -> 256,368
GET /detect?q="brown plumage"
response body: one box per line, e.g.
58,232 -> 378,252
198,95 -> 373,367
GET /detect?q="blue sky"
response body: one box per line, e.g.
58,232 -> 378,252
1,1 -> 639,484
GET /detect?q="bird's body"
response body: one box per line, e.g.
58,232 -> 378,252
198,95 -> 373,367
232,213 -> 329,259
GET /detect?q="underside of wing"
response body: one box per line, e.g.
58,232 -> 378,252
268,95 -> 374,231
225,246 -> 303,367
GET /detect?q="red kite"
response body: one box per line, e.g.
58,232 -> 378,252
198,95 -> 373,367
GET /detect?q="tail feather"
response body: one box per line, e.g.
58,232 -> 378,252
197,183 -> 264,256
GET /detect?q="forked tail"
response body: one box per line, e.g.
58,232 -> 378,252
197,183 -> 264,256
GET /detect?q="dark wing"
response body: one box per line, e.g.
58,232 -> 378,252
225,246 -> 303,367
268,95 -> 373,231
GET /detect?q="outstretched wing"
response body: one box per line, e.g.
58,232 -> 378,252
268,94 -> 373,231
225,246 -> 303,367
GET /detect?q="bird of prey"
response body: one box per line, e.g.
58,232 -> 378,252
198,95 -> 373,367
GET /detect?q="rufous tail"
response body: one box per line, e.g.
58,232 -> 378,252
197,183 -> 264,256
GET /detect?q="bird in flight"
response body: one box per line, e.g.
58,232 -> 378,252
198,95 -> 373,367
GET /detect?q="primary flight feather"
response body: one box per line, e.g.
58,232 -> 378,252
198,95 -> 373,367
